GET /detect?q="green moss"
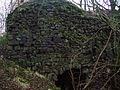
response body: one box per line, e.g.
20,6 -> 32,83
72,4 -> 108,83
8,67 -> 18,72
14,76 -> 30,88
58,1 -> 85,14
62,30 -> 90,43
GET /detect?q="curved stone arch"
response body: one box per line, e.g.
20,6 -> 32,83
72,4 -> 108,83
6,0 -> 112,73
5,0 -> 120,89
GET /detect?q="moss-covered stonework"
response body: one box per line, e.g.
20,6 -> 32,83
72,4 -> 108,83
6,0 -> 120,89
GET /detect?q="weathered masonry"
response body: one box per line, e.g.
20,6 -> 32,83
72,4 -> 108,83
6,0 -> 120,89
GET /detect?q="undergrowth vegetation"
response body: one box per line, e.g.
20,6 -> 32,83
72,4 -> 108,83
0,56 -> 60,90
0,33 -> 8,45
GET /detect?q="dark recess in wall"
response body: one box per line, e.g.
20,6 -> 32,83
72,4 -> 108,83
55,68 -> 86,90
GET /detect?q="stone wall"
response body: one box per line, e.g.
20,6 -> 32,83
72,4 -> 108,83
6,0 -> 119,82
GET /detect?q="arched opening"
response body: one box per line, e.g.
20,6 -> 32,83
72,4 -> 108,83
55,68 -> 86,90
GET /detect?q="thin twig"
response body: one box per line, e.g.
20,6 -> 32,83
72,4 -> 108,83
70,68 -> 76,90
83,29 -> 113,90
76,65 -> 81,90
100,68 -> 120,90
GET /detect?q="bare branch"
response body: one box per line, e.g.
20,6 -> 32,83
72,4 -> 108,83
95,0 -> 108,10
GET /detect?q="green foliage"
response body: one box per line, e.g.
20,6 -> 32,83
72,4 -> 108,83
0,33 -> 8,45
14,76 -> 29,88
0,57 -> 60,90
